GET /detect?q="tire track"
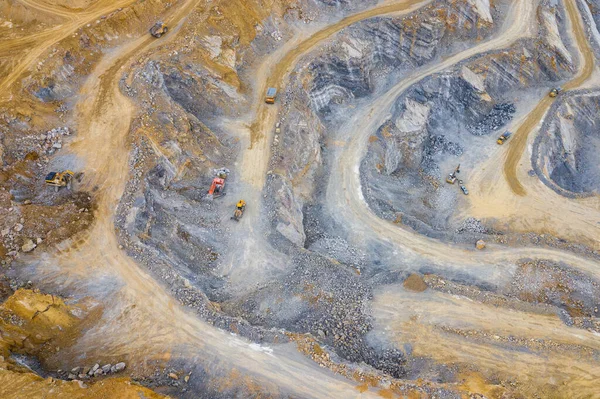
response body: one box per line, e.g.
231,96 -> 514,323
330,0 -> 600,283
503,0 -> 595,196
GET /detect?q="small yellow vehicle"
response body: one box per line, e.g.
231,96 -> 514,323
45,170 -> 74,191
497,131 -> 512,145
150,22 -> 168,38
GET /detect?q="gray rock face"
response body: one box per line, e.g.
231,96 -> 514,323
360,7 -> 576,234
308,0 -> 494,115
534,94 -> 600,195
267,0 -> 500,247
267,96 -> 325,246
114,362 -> 126,372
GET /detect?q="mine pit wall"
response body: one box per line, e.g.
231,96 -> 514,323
533,91 -> 600,197
115,61 -> 237,301
580,0 -> 600,57
113,1 -> 376,297
360,1 -> 577,239
308,0 -> 502,117
1,0 -> 367,179
1,1 -> 392,389
147,0 -> 380,125
71,0 -> 392,359
266,0 -> 508,248
19,0 -> 183,105
1,0 -> 371,280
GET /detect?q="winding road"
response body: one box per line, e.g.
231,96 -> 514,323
0,0 -> 138,99
7,0 -> 600,397
16,0 -> 451,397
326,0 -> 599,287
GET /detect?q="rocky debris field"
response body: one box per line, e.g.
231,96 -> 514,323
1,0 -> 600,397
360,14 -> 575,237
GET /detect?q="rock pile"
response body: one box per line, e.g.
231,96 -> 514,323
468,103 -> 516,135
38,127 -> 70,154
59,362 -> 127,381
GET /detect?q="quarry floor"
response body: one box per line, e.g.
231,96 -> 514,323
1,0 -> 600,398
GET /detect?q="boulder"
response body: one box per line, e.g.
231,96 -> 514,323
21,239 -> 36,253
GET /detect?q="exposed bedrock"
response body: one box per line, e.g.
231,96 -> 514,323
267,0 -> 504,248
309,0 -> 498,116
117,61 -> 237,300
533,93 -> 600,196
360,3 -> 575,236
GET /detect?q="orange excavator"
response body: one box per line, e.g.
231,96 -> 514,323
207,168 -> 229,199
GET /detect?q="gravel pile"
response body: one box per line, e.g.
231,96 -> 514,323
57,362 -> 127,381
468,103 -> 516,135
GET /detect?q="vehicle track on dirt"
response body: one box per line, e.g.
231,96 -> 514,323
240,0 -> 433,190
329,0 -> 600,283
372,286 -> 600,397
0,0 -> 137,98
13,0 -> 597,396
458,0 -> 600,246
503,0 -> 596,196
225,0 -> 432,287
24,1 -> 447,397
16,0 -> 80,19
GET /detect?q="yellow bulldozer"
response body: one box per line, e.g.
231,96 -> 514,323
45,170 -> 74,191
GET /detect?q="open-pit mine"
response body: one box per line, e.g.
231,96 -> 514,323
1,0 -> 599,397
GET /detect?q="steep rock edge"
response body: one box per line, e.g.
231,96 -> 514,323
360,1 -> 575,237
533,92 -> 600,196
266,0 -> 503,247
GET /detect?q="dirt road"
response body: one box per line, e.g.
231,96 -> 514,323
328,0 -> 600,283
21,0 -> 444,397
503,0 -> 595,196
326,1 -> 600,392
239,0 -> 433,190
31,0 -> 387,395
9,0 -> 599,396
0,0 -> 138,98
372,286 -> 600,397
225,0 -> 432,286
463,0 -> 600,246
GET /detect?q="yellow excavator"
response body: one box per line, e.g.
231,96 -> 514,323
445,164 -> 460,184
549,87 -> 562,98
45,170 -> 74,191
